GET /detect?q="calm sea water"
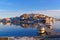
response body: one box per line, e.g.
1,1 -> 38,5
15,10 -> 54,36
53,21 -> 60,32
0,21 -> 60,37
0,24 -> 38,36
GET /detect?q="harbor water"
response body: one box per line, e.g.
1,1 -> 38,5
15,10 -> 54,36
0,21 -> 60,40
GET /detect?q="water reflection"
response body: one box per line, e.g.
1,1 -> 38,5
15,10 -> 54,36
0,21 -> 60,37
1,22 -> 39,28
2,22 -> 52,36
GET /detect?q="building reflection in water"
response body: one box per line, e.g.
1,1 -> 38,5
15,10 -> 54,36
0,19 -> 59,40
3,22 -> 11,25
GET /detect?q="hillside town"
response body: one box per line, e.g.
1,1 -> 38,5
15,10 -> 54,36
0,14 -> 56,25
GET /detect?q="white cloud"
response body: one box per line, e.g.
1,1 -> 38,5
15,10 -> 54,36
25,10 -> 60,18
0,10 -> 60,18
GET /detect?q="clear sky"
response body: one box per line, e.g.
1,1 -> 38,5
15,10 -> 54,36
0,0 -> 60,18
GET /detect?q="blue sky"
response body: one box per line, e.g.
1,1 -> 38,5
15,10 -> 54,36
0,0 -> 60,18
